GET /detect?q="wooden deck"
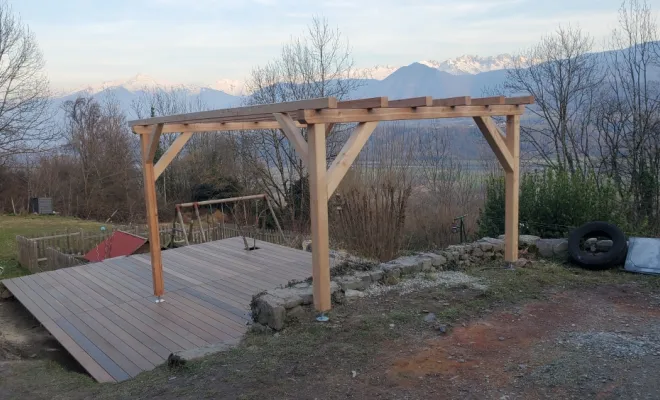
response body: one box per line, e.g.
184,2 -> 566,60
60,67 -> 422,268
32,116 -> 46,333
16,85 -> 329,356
2,237 -> 313,383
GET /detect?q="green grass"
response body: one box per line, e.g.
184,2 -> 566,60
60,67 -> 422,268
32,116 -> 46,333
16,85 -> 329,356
0,214 -> 103,279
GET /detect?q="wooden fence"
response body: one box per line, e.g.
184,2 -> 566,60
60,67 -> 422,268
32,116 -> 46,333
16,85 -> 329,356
16,222 -> 305,273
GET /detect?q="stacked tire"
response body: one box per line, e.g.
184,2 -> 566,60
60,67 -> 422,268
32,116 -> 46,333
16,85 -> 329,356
567,221 -> 628,270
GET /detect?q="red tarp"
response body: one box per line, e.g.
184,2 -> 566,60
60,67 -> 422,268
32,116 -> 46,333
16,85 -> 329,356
84,231 -> 147,262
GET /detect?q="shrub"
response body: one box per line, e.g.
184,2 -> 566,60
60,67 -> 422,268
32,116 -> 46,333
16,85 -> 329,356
478,169 -> 624,238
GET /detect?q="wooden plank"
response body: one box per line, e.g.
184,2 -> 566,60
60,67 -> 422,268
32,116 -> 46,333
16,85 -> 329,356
52,269 -> 115,307
89,263 -> 154,296
175,287 -> 250,326
472,96 -> 505,106
58,267 -> 125,305
121,300 -> 209,348
128,299 -> 210,346
20,276 -> 74,318
145,124 -> 163,164
132,121 -> 307,134
11,277 -> 61,319
432,96 -> 471,106
505,115 -> 520,263
327,122 -> 379,197
473,116 -> 514,173
388,96 -> 432,108
63,313 -> 142,378
103,306 -> 184,352
178,194 -> 266,208
206,240 -> 311,277
87,309 -> 165,364
39,272 -> 99,311
128,97 -> 337,127
77,312 -> 155,371
141,133 -> 164,297
273,113 -> 308,168
180,286 -> 251,321
337,97 -> 388,109
75,266 -> 142,301
30,274 -> 84,315
505,95 -> 535,105
308,123 -> 331,312
55,317 -> 126,382
296,105 -> 524,124
167,291 -> 246,334
159,295 -> 243,338
3,280 -> 116,383
154,132 -> 192,179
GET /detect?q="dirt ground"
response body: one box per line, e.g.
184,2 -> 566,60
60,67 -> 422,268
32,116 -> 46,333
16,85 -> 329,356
1,261 -> 660,399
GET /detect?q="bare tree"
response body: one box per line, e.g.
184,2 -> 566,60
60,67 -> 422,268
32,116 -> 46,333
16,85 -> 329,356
595,0 -> 660,229
242,16 -> 366,229
504,25 -> 603,174
0,1 -> 54,164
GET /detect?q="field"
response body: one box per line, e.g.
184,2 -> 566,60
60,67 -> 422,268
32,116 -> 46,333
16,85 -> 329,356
0,215 -> 103,279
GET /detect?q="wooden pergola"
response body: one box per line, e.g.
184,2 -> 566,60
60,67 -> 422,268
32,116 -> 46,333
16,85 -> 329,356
128,94 -> 533,312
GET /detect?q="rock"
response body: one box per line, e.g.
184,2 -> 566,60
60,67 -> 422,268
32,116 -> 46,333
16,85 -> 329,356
344,289 -> 365,301
435,324 -> 448,334
302,240 -> 312,252
286,305 -> 306,321
334,276 -> 366,291
251,294 -> 287,331
519,235 -> 541,246
267,288 -> 303,309
332,289 -> 345,304
381,263 -> 401,279
479,242 -> 495,252
472,248 -> 484,257
369,269 -> 384,282
354,271 -> 374,286
499,336 -> 505,341
423,313 -> 437,323
596,240 -> 613,251
423,253 -> 447,268
419,257 -> 433,271
536,239 -> 569,259
514,258 -> 530,268
584,238 -> 598,247
479,237 -> 505,252
0,288 -> 13,300
168,338 -> 240,367
393,256 -> 423,275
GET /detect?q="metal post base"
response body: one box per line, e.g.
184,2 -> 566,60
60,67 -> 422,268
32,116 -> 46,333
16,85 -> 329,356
155,296 -> 164,303
316,313 -> 329,322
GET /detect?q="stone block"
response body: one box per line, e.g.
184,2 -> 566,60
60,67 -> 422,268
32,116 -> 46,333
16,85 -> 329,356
479,242 -> 494,252
267,288 -> 303,309
381,263 -> 401,279
334,276 -> 366,291
459,253 -> 470,261
344,289 -> 365,301
286,305 -> 306,321
393,256 -> 423,275
251,294 -> 287,331
536,239 -> 569,260
519,235 -> 541,246
596,240 -> 613,251
167,338 -> 240,367
423,253 -> 447,268
472,248 -> 484,257
369,269 -> 384,282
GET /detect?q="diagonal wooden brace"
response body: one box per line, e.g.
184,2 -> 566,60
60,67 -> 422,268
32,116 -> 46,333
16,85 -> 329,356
326,122 -> 379,197
273,113 -> 309,168
473,116 -> 514,172
154,132 -> 193,179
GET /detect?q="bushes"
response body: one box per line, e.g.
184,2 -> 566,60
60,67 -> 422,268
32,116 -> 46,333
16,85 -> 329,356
478,169 -> 624,238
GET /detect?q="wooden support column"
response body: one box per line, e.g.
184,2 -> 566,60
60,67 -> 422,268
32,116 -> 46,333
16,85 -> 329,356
504,115 -> 520,263
308,123 -> 331,312
140,124 -> 165,297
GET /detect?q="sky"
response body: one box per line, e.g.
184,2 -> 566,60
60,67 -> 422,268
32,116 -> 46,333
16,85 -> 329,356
13,0 -> 659,91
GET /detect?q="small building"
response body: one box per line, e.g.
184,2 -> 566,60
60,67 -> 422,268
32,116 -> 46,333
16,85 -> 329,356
84,231 -> 150,262
29,197 -> 53,214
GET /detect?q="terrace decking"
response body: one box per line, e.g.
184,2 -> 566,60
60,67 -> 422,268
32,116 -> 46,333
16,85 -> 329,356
2,237 -> 313,382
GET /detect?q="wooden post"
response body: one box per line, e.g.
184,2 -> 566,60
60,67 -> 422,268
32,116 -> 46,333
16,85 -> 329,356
504,115 -> 520,263
140,128 -> 165,297
308,123 -> 331,312
193,203 -> 206,243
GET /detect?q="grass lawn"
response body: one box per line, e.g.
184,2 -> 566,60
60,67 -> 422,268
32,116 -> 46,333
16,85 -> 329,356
0,214 -> 104,279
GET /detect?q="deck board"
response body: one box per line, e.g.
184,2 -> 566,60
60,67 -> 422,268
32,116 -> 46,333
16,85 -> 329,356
2,237 -> 312,382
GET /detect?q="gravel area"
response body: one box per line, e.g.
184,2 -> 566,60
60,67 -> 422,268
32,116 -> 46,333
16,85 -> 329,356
365,271 -> 488,296
559,331 -> 660,358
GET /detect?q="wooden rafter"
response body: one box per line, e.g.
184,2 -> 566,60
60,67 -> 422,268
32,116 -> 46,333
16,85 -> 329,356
296,105 -> 524,124
132,121 -> 307,134
433,96 -> 471,106
327,122 -> 379,197
273,113 -> 309,167
338,97 -> 388,109
389,96 -> 433,108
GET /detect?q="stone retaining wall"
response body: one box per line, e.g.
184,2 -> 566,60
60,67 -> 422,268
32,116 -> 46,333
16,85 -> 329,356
250,234 -> 609,331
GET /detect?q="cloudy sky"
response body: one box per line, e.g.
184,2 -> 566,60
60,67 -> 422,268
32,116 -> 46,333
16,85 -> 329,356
14,0 -> 655,90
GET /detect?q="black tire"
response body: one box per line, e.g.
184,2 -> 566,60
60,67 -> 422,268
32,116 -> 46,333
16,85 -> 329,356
568,221 -> 627,270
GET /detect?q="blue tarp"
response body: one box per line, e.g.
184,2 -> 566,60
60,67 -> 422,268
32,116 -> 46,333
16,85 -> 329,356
624,237 -> 660,275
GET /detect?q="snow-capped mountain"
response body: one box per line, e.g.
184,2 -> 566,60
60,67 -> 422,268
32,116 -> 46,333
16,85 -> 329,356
358,65 -> 399,80
421,54 -> 524,75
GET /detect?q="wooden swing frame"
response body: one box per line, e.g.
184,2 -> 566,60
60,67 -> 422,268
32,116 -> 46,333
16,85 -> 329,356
130,94 -> 532,311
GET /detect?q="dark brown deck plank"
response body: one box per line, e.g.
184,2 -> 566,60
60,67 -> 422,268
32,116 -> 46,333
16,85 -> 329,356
29,274 -> 84,315
49,269 -> 110,308
170,290 -> 249,331
86,309 -> 163,365
39,272 -> 98,311
181,286 -> 251,322
103,306 -> 184,353
133,297 -> 226,344
13,277 -> 61,319
75,267 -> 141,301
59,267 -> 125,305
2,280 -> 116,383
163,294 -> 245,338
90,263 -> 153,295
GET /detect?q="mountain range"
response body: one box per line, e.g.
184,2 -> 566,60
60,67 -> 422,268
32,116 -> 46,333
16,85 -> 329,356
54,54 -> 522,120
